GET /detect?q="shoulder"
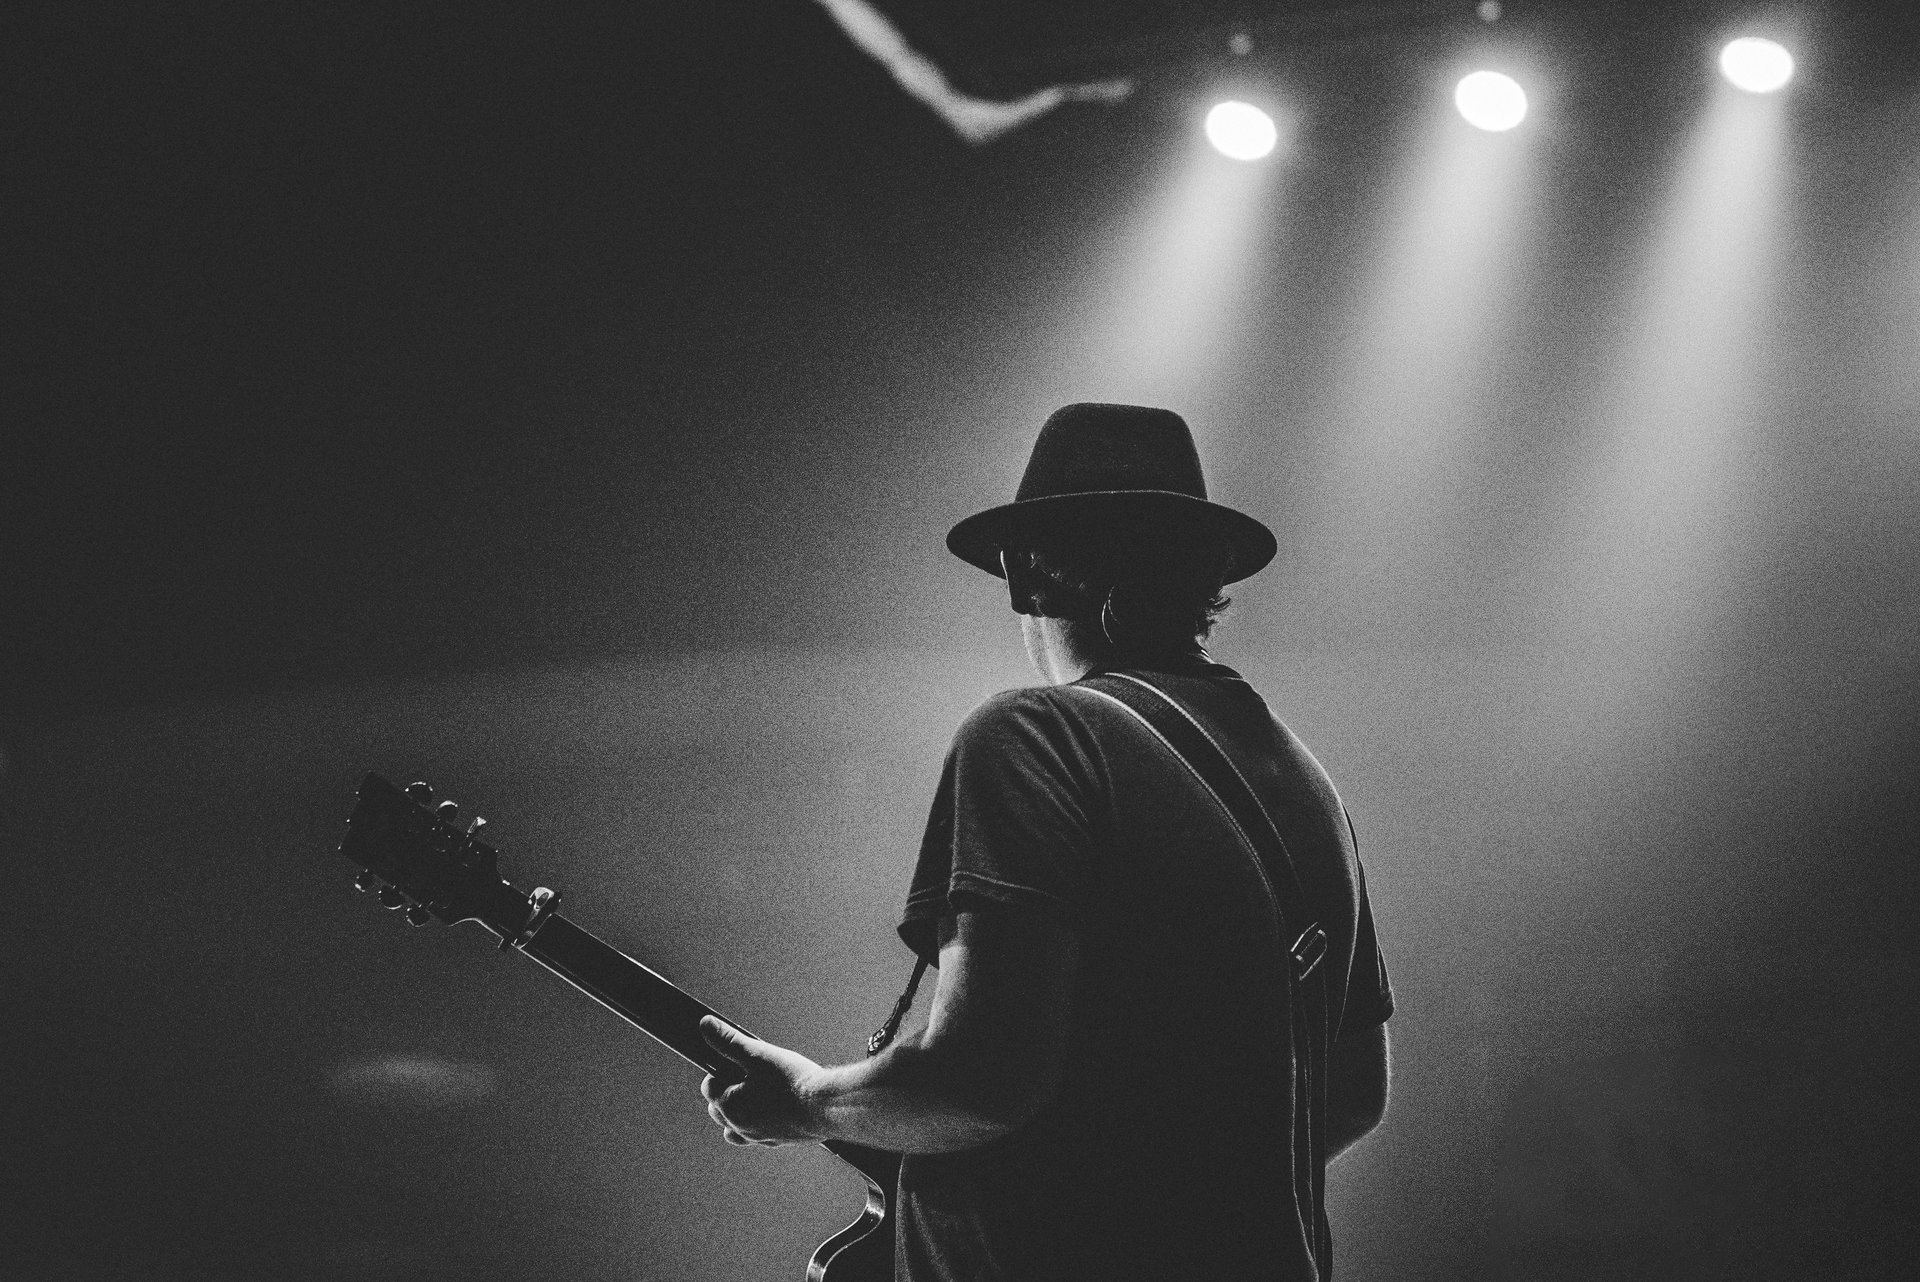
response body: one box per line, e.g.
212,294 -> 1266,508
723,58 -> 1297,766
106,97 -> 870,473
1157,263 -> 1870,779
954,679 -> 1138,738
948,685 -> 1111,771
957,684 -> 1081,736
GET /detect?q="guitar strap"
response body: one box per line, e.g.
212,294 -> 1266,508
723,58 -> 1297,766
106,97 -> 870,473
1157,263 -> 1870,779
1075,669 -> 1329,983
1079,668 -> 1336,1277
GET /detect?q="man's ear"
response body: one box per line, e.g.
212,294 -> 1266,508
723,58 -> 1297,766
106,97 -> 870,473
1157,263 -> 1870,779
1000,549 -> 1038,616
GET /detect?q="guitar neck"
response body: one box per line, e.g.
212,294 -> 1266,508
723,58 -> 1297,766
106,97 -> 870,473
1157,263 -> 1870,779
509,909 -> 899,1193
336,767 -> 902,1272
516,912 -> 742,1081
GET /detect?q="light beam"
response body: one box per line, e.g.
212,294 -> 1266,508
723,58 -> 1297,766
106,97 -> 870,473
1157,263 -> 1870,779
1022,103 -> 1286,433
1541,76 -> 1792,715
1296,70 -> 1540,642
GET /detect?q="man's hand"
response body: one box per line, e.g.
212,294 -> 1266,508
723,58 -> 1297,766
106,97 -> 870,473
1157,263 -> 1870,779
698,1016 -> 826,1147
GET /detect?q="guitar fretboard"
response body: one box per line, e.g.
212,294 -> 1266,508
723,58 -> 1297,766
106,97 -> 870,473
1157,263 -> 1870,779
518,912 -> 744,1083
515,911 -> 898,1193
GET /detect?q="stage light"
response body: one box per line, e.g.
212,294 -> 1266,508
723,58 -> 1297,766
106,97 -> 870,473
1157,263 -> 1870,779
1205,101 -> 1278,161
1719,38 -> 1794,93
1454,71 -> 1528,132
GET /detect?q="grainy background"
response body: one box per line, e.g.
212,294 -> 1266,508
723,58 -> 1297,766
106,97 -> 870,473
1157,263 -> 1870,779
4,2 -> 1916,1277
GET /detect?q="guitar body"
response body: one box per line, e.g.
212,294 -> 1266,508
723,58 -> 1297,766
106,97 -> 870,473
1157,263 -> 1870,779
812,1144 -> 899,1281
336,772 -> 901,1280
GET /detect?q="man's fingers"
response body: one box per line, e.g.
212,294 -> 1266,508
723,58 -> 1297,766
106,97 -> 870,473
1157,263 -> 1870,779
698,1015 -> 754,1066
697,1018 -> 815,1149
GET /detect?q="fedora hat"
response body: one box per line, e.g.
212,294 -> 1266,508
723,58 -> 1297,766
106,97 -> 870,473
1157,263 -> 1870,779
946,403 -> 1276,583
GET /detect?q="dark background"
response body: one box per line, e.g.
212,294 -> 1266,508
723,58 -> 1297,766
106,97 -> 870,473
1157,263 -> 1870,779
4,2 -> 1917,1278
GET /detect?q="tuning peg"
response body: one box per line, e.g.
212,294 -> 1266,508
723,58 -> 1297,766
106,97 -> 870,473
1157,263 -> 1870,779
406,781 -> 434,804
435,799 -> 460,823
353,869 -> 380,893
377,886 -> 406,909
404,904 -> 433,927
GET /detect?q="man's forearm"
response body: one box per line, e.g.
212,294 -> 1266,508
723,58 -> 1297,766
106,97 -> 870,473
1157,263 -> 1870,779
801,1029 -> 1027,1154
702,910 -> 1073,1153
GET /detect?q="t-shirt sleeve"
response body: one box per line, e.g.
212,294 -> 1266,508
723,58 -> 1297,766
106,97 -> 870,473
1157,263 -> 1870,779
898,690 -> 1098,965
1336,860 -> 1395,1038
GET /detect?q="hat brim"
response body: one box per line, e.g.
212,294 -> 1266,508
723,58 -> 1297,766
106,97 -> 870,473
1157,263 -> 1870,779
946,490 -> 1277,584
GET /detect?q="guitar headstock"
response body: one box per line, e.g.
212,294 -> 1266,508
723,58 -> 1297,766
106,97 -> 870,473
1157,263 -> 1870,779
340,773 -> 533,939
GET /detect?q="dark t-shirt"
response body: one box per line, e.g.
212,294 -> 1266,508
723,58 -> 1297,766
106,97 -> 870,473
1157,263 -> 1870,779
894,660 -> 1393,1282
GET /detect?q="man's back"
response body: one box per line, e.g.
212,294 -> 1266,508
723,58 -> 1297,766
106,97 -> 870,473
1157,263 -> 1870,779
697,405 -> 1392,1279
895,659 -> 1393,1281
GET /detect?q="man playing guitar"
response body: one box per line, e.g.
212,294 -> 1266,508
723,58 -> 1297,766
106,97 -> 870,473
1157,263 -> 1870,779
699,404 -> 1393,1280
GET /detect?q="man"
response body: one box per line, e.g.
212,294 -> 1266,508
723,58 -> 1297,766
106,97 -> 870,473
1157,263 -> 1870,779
700,404 -> 1393,1279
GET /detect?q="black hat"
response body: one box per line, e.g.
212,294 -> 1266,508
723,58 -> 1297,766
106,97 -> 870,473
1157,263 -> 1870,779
946,403 -> 1277,583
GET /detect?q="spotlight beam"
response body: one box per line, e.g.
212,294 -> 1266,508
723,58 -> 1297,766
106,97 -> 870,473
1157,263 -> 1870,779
1540,79 -> 1791,718
1299,82 -> 1538,634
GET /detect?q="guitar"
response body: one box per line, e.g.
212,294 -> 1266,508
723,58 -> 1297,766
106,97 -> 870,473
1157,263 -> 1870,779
336,771 -> 898,1282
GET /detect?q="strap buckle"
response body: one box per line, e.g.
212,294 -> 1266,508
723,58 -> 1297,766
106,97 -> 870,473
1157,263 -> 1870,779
1290,924 -> 1328,982
866,955 -> 931,1057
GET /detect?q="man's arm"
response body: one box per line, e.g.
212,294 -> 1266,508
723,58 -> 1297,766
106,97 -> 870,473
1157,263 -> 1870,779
1325,1022 -> 1390,1162
700,905 -> 1078,1154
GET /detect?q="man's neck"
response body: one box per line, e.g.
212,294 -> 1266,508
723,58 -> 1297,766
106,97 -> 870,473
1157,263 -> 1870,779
1023,615 -> 1096,686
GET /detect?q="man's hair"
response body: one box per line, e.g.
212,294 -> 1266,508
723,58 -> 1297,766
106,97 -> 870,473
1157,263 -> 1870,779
1015,531 -> 1234,649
